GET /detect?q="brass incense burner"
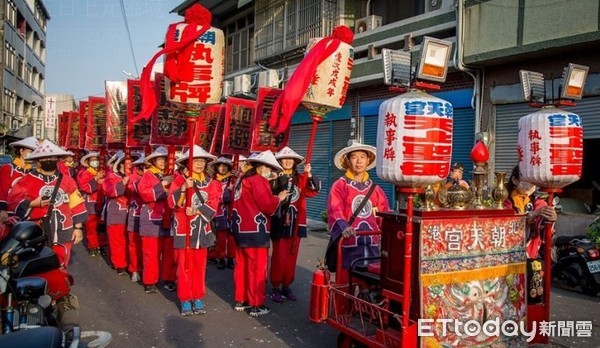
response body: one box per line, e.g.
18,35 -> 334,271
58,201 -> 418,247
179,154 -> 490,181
437,182 -> 473,210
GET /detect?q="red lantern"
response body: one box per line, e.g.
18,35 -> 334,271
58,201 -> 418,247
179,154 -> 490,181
376,89 -> 454,188
517,106 -> 583,189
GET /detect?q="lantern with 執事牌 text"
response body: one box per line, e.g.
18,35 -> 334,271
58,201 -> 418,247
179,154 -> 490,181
517,106 -> 583,189
376,89 -> 454,188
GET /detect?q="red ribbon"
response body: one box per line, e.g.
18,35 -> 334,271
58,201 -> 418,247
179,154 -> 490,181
135,4 -> 212,122
268,26 -> 354,134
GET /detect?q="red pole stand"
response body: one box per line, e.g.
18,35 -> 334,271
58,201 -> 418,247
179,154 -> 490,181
305,112 -> 325,164
184,114 -> 199,272
99,147 -> 108,170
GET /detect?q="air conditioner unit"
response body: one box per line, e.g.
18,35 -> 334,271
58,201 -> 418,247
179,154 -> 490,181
233,74 -> 251,94
425,0 -> 454,13
222,81 -> 234,97
258,69 -> 280,88
354,15 -> 382,34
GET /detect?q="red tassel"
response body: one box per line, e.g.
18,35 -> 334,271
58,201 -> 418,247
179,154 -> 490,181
135,4 -> 212,122
268,26 -> 354,134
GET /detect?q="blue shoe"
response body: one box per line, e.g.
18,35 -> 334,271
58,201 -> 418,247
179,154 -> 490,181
180,301 -> 193,316
192,299 -> 206,315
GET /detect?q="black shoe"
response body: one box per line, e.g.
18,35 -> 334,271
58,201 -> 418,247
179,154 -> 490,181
116,268 -> 128,276
144,284 -> 158,294
217,259 -> 226,270
226,258 -> 235,270
98,247 -> 107,257
249,305 -> 270,317
164,281 -> 176,292
208,258 -> 218,264
88,248 -> 98,257
234,302 -> 251,312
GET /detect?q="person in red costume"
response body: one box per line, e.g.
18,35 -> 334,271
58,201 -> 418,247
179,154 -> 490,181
137,146 -> 177,294
102,152 -> 131,276
0,136 -> 39,223
210,156 -> 237,270
57,149 -> 77,179
230,151 -> 290,317
8,140 -> 87,266
327,141 -> 390,284
167,145 -> 221,316
126,154 -> 146,283
268,146 -> 320,303
76,151 -> 107,257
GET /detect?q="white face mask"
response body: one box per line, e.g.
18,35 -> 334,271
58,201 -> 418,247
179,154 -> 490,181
89,160 -> 99,168
261,169 -> 272,179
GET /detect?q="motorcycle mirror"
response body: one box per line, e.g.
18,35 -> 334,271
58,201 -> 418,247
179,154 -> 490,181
38,294 -> 52,309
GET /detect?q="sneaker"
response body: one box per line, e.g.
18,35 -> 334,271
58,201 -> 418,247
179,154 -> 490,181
269,288 -> 283,303
164,281 -> 176,292
131,272 -> 141,282
226,258 -> 235,270
88,248 -> 98,257
234,302 -> 251,312
144,284 -> 158,294
116,268 -> 128,276
192,299 -> 206,315
180,301 -> 193,316
217,259 -> 226,270
249,305 -> 270,317
281,287 -> 297,301
97,247 -> 107,257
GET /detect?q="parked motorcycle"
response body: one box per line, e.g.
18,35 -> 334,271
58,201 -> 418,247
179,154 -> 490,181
0,221 -> 75,331
553,235 -> 600,296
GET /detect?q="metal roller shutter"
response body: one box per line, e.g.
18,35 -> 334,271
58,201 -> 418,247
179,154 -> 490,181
451,108 -> 476,180
363,116 -> 396,204
289,121 -> 332,220
495,97 -> 600,175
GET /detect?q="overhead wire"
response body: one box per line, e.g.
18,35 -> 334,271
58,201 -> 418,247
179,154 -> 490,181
119,0 -> 140,77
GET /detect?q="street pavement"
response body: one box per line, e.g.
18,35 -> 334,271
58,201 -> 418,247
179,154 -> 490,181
64,221 -> 600,347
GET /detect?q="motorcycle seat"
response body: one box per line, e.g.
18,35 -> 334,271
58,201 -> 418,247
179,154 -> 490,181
0,326 -> 63,348
13,246 -> 61,278
554,235 -> 591,247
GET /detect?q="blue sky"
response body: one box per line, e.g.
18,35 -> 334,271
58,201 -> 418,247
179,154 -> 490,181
45,0 -> 183,101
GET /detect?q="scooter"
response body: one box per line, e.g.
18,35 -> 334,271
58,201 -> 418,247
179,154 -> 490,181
0,221 -> 74,331
553,234 -> 600,296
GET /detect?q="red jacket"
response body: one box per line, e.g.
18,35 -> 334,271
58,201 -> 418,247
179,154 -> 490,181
137,170 -> 170,237
102,171 -> 129,226
230,174 -> 281,248
168,173 -> 222,249
8,170 -> 88,243
76,168 -> 104,215
0,162 -> 31,211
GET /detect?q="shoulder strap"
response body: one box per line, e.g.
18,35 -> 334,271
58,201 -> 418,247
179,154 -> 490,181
46,174 -> 64,217
348,182 -> 377,226
191,180 -> 205,205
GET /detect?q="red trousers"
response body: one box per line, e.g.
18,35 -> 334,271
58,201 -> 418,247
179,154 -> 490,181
234,247 -> 268,307
107,224 -> 128,269
141,236 -> 176,286
127,231 -> 143,274
52,242 -> 72,268
174,248 -> 207,302
269,237 -> 300,288
215,230 -> 237,259
84,214 -> 101,249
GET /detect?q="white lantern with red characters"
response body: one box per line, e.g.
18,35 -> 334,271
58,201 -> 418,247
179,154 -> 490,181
517,106 -> 583,189
376,89 -> 454,188
166,26 -> 225,105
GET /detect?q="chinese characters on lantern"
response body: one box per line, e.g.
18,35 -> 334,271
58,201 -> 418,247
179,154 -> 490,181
167,29 -> 224,105
250,87 -> 289,152
518,108 -> 583,188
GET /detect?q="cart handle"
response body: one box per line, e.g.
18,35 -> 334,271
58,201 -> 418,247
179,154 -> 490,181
336,230 -> 381,276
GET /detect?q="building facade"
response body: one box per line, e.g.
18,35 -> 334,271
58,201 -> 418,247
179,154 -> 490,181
173,0 -> 600,218
0,0 -> 49,152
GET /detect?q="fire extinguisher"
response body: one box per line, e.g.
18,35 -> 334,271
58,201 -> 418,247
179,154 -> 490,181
309,261 -> 330,323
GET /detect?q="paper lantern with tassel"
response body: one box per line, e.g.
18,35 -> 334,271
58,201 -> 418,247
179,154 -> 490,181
517,106 -> 583,189
376,89 -> 454,188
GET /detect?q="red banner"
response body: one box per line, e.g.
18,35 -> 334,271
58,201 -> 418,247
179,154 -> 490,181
126,79 -> 151,147
150,73 -> 197,146
67,101 -> 87,150
57,112 -> 67,148
250,87 -> 289,152
193,104 -> 224,154
222,97 -> 255,156
85,97 -> 107,150
106,81 -> 128,146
